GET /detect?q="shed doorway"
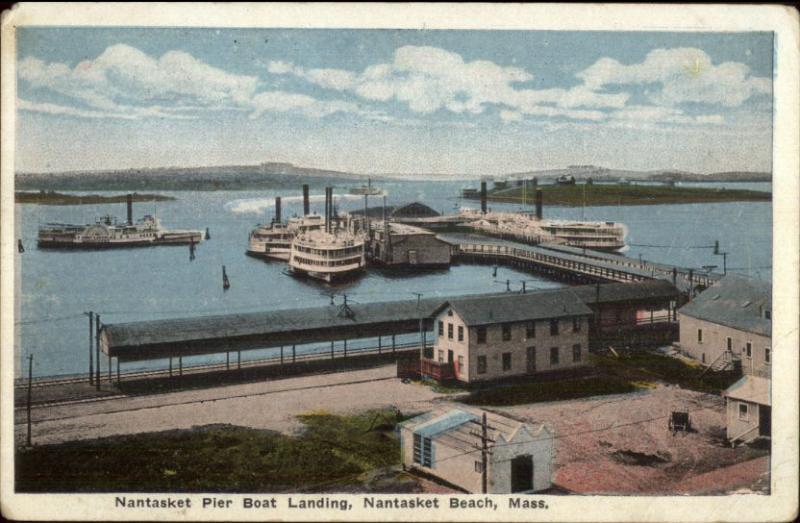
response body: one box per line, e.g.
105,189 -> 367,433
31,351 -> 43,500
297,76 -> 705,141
511,455 -> 533,492
759,405 -> 771,437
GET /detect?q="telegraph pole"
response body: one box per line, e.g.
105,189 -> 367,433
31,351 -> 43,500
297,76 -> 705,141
412,292 -> 424,354
481,412 -> 488,494
26,354 -> 33,447
84,311 -> 94,384
95,314 -> 101,390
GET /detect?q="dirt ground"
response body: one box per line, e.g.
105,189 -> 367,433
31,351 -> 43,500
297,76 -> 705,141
493,384 -> 769,495
16,365 -> 447,446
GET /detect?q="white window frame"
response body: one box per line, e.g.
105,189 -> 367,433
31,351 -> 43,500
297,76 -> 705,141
738,402 -> 749,421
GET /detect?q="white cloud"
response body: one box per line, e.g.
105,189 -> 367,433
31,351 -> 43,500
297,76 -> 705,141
578,47 -> 771,107
19,44 -> 383,122
268,45 -> 629,122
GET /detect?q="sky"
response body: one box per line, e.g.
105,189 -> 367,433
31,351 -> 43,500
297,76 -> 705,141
15,28 -> 774,175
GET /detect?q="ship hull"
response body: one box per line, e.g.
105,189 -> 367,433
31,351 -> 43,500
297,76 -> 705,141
37,234 -> 202,249
246,249 -> 291,262
287,266 -> 365,283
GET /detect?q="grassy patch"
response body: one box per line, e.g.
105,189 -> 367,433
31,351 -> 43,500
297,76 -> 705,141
463,375 -> 640,406
16,409 -> 402,493
592,352 -> 740,393
484,183 -> 770,207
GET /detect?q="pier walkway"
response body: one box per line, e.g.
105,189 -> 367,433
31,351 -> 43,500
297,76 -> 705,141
438,233 -> 720,293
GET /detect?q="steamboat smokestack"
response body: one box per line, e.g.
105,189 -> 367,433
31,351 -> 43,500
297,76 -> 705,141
126,194 -> 133,225
302,184 -> 310,216
535,189 -> 543,219
274,197 -> 281,224
480,181 -> 487,214
324,188 -> 330,233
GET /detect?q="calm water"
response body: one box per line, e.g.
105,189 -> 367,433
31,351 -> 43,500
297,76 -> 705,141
14,180 -> 771,377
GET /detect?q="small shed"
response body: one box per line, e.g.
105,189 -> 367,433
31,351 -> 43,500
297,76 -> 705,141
399,407 -> 552,493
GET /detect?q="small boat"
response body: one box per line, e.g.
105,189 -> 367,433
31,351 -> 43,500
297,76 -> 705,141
556,175 -> 576,185
349,177 -> 382,196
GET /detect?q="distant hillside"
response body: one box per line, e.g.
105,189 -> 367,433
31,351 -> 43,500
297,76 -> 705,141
15,162 -> 367,191
504,165 -> 771,183
16,162 -> 771,190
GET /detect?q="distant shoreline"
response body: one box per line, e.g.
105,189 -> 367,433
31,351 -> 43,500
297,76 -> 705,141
15,191 -> 176,205
466,183 -> 771,207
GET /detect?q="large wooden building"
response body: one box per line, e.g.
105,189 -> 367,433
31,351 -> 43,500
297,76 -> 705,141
423,288 -> 592,383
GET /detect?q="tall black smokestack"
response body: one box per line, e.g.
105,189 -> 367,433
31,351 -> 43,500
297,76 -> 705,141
535,189 -> 543,219
126,194 -> 133,225
480,181 -> 487,214
324,188 -> 330,233
302,184 -> 310,216
274,197 -> 281,224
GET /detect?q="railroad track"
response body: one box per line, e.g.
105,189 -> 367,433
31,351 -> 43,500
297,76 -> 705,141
14,343 -> 420,409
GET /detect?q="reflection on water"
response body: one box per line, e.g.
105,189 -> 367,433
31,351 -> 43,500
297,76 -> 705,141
14,180 -> 771,377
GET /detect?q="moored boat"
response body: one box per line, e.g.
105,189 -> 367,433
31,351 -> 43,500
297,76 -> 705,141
288,228 -> 366,283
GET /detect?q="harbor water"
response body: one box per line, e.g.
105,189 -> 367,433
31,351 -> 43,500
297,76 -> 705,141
14,180 -> 771,378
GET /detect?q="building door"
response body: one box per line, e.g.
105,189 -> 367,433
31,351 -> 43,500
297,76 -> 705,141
511,455 -> 534,492
759,405 -> 771,437
526,347 -> 536,373
447,350 -> 454,363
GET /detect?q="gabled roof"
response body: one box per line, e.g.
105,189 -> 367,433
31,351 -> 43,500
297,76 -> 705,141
438,288 -> 592,326
571,279 -> 680,304
678,274 -> 771,337
723,375 -> 770,406
401,406 -> 549,454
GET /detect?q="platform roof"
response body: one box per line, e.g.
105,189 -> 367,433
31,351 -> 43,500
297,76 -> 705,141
101,281 -> 681,362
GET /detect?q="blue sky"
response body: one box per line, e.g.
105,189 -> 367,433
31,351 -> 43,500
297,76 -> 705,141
16,28 -> 773,175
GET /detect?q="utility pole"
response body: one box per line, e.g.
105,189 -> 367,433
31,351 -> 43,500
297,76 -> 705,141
84,311 -> 94,384
95,315 -> 101,391
26,354 -> 33,447
412,292 -> 424,354
469,413 -> 494,494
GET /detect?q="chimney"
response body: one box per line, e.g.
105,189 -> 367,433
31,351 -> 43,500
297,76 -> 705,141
274,197 -> 281,224
480,181 -> 487,214
126,194 -> 133,225
302,184 -> 310,216
535,189 -> 543,219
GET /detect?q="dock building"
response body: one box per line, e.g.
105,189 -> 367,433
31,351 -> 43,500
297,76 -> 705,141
369,221 -> 451,268
400,407 -> 553,493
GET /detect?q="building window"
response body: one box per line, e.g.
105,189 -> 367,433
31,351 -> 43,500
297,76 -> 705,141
458,355 -> 464,373
448,323 -> 454,340
413,433 -> 433,467
746,342 -> 752,358
526,321 -> 536,338
726,337 -> 732,351
458,326 -> 464,342
550,347 -> 560,365
550,319 -> 559,336
765,309 -> 771,320
477,355 -> 487,374
477,327 -> 487,344
765,348 -> 770,364
474,461 -> 484,473
738,402 -> 749,421
502,352 -> 512,371
697,329 -> 703,343
447,309 -> 453,317
438,321 -> 444,337
572,344 -> 581,362
573,317 -> 581,333
502,324 -> 512,341
438,350 -> 444,363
